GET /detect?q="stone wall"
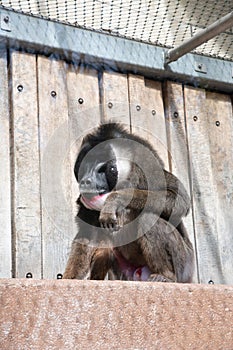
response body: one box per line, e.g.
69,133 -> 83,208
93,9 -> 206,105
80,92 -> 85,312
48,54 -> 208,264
0,279 -> 232,349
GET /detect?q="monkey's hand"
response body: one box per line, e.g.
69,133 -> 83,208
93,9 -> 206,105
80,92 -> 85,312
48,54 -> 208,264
99,207 -> 119,231
99,193 -> 130,231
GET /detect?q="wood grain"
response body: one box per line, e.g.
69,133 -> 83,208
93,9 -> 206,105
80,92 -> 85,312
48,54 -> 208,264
0,49 -> 11,277
102,71 -> 130,125
163,81 -> 198,282
38,56 -> 72,278
185,86 -> 233,284
11,51 -> 41,278
128,74 -> 169,169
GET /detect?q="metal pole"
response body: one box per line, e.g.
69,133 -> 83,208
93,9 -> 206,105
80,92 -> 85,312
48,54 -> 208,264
165,11 -> 233,64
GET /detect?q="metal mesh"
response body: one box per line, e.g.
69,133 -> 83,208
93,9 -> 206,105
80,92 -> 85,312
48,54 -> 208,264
0,0 -> 232,61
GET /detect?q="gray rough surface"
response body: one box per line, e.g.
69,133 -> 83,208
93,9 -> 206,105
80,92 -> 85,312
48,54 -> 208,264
0,279 -> 233,350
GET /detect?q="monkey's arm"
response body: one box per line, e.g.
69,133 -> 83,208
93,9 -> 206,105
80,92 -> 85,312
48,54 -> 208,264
63,240 -> 94,279
63,243 -> 114,280
90,248 -> 113,280
99,172 -> 190,229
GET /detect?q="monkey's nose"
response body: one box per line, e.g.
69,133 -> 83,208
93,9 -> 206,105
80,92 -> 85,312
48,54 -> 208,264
80,178 -> 92,187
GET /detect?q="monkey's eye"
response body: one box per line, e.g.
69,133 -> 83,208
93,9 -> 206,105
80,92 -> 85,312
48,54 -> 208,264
105,161 -> 117,190
106,161 -> 117,174
109,166 -> 115,173
98,164 -> 107,174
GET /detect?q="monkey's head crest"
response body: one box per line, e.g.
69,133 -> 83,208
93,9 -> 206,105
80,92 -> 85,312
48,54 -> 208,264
82,122 -> 129,146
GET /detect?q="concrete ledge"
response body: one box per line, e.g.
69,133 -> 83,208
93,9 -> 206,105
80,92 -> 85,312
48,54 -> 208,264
0,279 -> 233,349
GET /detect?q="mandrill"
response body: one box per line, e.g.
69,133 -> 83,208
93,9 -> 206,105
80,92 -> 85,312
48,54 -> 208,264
63,122 -> 194,283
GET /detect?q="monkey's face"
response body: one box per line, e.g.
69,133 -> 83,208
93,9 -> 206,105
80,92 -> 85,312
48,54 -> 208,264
75,142 -> 119,211
74,124 -> 152,214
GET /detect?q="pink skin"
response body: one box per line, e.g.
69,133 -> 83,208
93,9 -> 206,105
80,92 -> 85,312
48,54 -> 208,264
81,193 -> 109,211
133,266 -> 151,281
113,249 -> 151,281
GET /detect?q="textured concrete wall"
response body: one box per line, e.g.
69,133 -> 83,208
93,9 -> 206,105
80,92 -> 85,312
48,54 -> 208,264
0,279 -> 233,350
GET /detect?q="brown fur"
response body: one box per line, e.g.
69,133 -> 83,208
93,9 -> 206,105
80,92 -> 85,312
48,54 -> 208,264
63,123 -> 194,283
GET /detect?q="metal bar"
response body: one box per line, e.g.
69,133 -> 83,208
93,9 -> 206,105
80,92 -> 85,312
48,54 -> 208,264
0,8 -> 232,93
165,11 -> 233,64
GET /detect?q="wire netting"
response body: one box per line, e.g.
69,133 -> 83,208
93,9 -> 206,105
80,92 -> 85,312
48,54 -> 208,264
0,0 -> 232,61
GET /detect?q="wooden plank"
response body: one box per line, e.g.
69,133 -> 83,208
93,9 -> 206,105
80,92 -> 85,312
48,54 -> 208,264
38,56 -> 72,279
128,75 -> 169,169
67,65 -> 101,139
163,81 -> 198,283
0,49 -> 11,278
102,71 -> 130,125
11,51 -> 41,278
185,86 -> 233,284
39,61 -> 101,278
204,91 -> 233,284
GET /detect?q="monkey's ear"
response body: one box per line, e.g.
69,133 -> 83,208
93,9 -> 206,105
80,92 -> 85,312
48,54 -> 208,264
105,161 -> 118,190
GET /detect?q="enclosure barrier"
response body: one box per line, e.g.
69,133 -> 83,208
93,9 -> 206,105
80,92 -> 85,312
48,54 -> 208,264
165,11 -> 233,64
0,3 -> 232,349
0,279 -> 233,349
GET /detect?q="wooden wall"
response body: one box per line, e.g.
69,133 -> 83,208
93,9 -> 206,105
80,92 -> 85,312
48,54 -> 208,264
0,50 -> 232,284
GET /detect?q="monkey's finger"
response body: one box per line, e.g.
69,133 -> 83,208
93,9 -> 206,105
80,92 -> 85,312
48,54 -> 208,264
148,274 -> 174,282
